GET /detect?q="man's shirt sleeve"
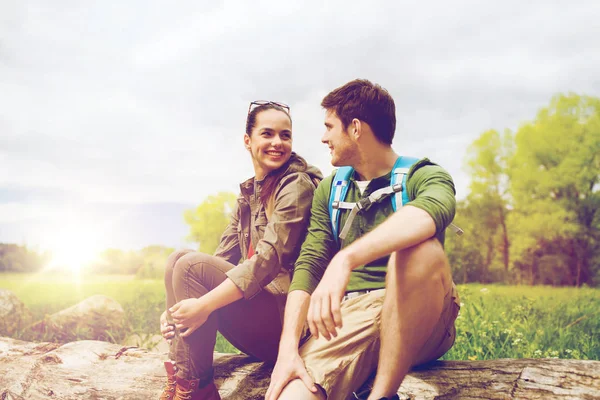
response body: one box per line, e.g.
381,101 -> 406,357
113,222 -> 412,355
289,175 -> 337,295
406,160 -> 457,236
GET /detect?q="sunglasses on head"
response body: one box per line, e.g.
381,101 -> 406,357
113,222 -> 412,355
248,100 -> 290,115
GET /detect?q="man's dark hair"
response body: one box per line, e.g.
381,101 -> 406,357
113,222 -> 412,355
321,79 -> 396,145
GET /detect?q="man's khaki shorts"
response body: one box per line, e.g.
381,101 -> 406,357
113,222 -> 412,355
298,284 -> 460,400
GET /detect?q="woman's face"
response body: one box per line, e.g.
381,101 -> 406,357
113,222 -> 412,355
244,109 -> 293,180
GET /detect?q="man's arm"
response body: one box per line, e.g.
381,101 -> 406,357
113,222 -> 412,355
306,204 -> 434,339
266,177 -> 336,400
339,205 -> 435,270
344,161 -> 456,267
309,163 -> 457,339
287,174 -> 337,294
265,291 -> 318,400
279,291 -> 311,352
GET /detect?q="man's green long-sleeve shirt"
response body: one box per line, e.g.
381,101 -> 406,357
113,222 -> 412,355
289,158 -> 456,295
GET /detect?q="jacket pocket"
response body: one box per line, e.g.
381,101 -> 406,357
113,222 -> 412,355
254,214 -> 268,239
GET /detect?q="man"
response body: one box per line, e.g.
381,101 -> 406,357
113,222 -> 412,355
265,79 -> 461,400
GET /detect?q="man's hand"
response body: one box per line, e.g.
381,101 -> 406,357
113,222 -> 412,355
169,298 -> 212,338
307,252 -> 352,340
265,352 -> 317,400
160,310 -> 175,344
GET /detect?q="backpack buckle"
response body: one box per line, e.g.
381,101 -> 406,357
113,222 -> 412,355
391,183 -> 403,193
332,200 -> 340,209
357,197 -> 371,211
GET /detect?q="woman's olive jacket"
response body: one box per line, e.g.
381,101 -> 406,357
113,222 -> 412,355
213,153 -> 323,314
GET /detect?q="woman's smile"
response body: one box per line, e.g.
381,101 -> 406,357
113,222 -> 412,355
266,150 -> 284,158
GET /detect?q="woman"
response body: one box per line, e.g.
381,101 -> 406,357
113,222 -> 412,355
159,101 -> 322,400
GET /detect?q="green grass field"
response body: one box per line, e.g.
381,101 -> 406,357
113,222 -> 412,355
443,284 -> 599,361
1,273 -> 598,360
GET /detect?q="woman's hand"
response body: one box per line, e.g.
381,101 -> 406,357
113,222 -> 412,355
160,310 -> 175,344
169,298 -> 213,338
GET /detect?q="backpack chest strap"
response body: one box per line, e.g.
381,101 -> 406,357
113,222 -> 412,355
338,184 -> 402,240
331,201 -> 355,210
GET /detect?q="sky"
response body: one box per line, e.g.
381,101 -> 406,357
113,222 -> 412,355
1,0 -> 599,253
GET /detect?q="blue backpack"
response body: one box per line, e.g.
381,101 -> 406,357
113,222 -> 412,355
328,156 -> 462,244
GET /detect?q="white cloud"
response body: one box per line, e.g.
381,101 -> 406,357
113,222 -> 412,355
1,0 -> 600,247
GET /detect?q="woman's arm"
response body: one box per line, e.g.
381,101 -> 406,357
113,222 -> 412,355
169,197 -> 245,337
169,279 -> 243,337
170,174 -> 316,335
226,172 -> 317,299
212,198 -> 242,265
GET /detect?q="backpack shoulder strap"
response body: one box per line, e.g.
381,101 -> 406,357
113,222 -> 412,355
390,156 -> 465,236
391,156 -> 420,211
329,166 -> 354,242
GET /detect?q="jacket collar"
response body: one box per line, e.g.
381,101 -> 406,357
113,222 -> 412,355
238,152 -> 304,201
239,176 -> 262,202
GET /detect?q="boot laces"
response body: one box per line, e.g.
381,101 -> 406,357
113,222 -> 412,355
175,388 -> 193,400
160,378 -> 177,400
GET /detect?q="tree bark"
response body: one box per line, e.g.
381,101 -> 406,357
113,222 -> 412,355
1,337 -> 599,400
498,205 -> 510,272
530,254 -> 537,286
483,235 -> 493,282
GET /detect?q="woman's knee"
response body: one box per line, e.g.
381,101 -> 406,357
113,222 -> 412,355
171,251 -> 224,291
164,249 -> 194,283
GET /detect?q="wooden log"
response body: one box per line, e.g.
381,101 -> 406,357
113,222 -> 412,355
0,337 -> 598,399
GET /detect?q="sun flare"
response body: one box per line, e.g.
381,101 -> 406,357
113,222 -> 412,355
45,227 -> 104,274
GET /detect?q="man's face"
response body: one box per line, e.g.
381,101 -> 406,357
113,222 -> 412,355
321,110 -> 357,167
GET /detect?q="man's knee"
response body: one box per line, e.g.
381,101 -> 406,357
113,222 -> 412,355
278,379 -> 326,400
390,238 -> 450,290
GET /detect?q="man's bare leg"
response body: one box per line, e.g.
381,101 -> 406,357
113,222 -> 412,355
278,379 -> 326,400
368,238 -> 452,400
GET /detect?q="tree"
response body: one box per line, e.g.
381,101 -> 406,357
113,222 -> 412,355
86,245 -> 175,276
463,129 -> 514,275
136,245 -> 176,279
445,200 -> 486,283
184,192 -> 238,254
509,94 -> 600,286
0,243 -> 49,272
92,248 -> 141,274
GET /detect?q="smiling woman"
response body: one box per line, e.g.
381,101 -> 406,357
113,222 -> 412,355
158,101 -> 323,399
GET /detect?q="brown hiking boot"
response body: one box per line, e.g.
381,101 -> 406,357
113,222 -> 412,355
174,376 -> 221,400
160,361 -> 177,400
